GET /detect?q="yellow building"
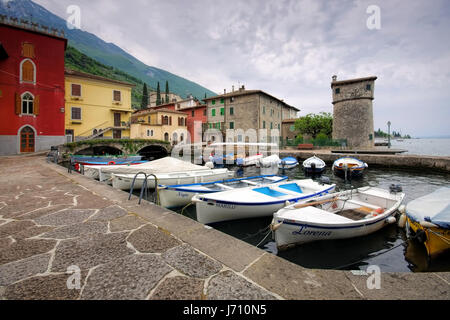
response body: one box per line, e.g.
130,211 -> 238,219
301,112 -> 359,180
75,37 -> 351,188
131,108 -> 188,144
64,69 -> 135,142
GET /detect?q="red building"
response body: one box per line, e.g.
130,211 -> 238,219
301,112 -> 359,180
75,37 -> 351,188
147,97 -> 207,143
0,19 -> 67,155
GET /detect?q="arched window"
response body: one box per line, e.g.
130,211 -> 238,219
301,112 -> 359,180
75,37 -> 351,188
21,92 -> 34,115
164,132 -> 169,142
173,132 -> 178,143
93,129 -> 98,136
20,59 -> 36,84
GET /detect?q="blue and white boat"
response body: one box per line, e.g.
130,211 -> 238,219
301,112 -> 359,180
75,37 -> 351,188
332,157 -> 368,178
272,186 -> 405,250
278,157 -> 299,169
158,175 -> 288,209
302,156 -> 326,174
191,179 -> 335,224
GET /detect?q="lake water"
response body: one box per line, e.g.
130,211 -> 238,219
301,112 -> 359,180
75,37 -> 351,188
390,138 -> 450,156
174,163 -> 450,273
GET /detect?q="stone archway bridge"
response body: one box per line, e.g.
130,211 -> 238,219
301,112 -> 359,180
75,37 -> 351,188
55,139 -> 173,161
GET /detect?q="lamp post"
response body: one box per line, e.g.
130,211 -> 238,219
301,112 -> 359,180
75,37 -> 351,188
387,121 -> 391,149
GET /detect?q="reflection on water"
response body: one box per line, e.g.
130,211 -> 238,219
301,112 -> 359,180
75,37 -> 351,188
155,163 -> 450,273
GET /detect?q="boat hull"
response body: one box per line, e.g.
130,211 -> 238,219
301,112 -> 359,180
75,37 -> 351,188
194,185 -> 335,225
406,216 -> 450,258
274,212 -> 397,250
112,170 -> 233,191
158,176 -> 288,209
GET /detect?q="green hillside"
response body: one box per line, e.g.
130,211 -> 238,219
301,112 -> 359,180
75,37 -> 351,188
65,46 -> 151,109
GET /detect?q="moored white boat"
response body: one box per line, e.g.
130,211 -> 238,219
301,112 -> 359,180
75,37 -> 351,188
332,157 -> 368,178
158,175 -> 288,209
112,168 -> 233,190
272,186 -> 405,250
278,157 -> 299,169
98,157 -> 212,183
191,179 -> 336,225
256,155 -> 281,168
302,156 -> 326,174
236,154 -> 263,167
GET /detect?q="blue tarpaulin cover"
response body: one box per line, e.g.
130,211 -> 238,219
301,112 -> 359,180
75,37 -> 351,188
406,187 -> 450,229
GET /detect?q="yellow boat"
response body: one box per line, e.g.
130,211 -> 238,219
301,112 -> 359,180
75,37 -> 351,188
403,187 -> 450,258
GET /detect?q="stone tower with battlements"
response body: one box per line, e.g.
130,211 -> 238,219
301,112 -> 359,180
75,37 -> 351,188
331,75 -> 377,149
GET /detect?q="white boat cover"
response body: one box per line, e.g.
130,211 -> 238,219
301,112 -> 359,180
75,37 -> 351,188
99,157 -> 210,174
406,187 -> 450,229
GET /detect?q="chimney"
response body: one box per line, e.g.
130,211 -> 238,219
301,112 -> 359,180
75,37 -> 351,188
332,75 -> 337,82
232,85 -> 235,92
224,89 -> 227,94
239,85 -> 245,92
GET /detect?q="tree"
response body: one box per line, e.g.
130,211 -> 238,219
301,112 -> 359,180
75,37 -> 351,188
165,81 -> 169,104
140,83 -> 149,110
294,112 -> 333,139
156,82 -> 161,106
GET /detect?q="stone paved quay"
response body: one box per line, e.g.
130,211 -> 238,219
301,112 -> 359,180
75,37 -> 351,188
0,154 -> 449,300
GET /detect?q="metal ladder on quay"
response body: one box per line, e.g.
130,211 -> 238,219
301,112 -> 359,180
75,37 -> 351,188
128,172 -> 160,205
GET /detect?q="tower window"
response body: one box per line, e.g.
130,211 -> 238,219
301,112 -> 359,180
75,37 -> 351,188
335,88 -> 340,94
21,93 -> 34,115
366,84 -> 372,91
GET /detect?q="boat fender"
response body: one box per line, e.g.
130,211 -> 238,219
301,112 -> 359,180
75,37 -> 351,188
398,205 -> 406,215
420,221 -> 438,228
385,217 -> 397,225
108,161 -> 116,165
270,221 -> 283,231
284,201 -> 291,207
397,214 -> 407,228
205,162 -> 214,169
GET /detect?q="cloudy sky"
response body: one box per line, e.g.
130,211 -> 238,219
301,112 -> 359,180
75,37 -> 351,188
34,0 -> 450,137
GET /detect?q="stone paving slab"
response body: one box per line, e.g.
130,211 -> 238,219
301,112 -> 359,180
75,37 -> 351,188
127,224 -> 181,253
51,232 -> 134,272
162,244 -> 223,279
0,253 -> 51,286
3,272 -> 87,300
34,209 -> 96,227
0,238 -> 57,265
207,270 -> 278,300
109,214 -> 147,232
150,276 -> 205,300
81,254 -> 172,300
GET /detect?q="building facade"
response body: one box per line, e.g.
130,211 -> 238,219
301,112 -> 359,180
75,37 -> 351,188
145,96 -> 207,143
331,75 -> 377,149
203,86 -> 299,143
64,69 -> 134,142
130,108 -> 188,144
0,19 -> 67,155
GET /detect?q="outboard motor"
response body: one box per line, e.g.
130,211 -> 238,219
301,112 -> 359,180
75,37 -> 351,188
320,176 -> 331,185
389,184 -> 403,193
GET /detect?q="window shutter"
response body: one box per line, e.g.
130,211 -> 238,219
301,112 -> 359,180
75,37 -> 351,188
161,115 -> 164,124
15,93 -> 21,115
22,43 -> 35,58
71,84 -> 81,97
34,95 -> 40,115
169,116 -> 172,125
21,60 -> 34,82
